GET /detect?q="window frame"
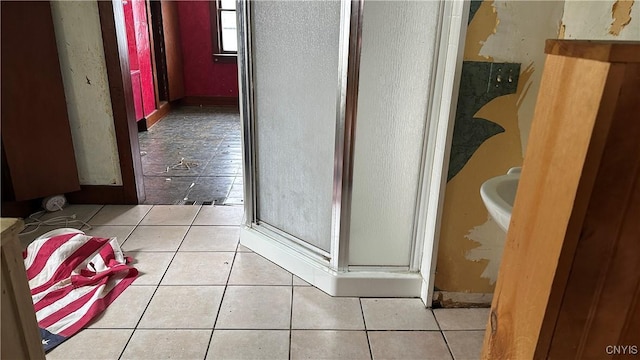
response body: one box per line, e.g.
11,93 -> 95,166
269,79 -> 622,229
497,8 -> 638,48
210,0 -> 237,63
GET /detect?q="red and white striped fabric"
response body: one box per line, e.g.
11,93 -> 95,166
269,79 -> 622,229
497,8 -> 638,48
22,228 -> 138,352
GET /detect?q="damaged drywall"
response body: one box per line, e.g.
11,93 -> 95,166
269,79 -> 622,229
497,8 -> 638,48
464,0 -> 498,62
610,0 -> 634,35
435,1 -> 563,294
464,217 -> 507,284
563,0 -> 639,40
558,21 -> 566,39
437,64 -> 534,292
478,1 -> 564,154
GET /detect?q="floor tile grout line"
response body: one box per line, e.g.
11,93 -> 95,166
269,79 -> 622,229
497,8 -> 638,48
431,309 -> 457,360
190,205 -> 203,226
289,283 -> 294,360
203,246 -> 239,359
127,224 -> 204,226
431,308 -> 444,331
224,283 -> 295,287
440,330 -> 458,360
155,328 -> 431,332
89,327 -> 445,331
116,226 -> 135,249
359,298 -> 368,331
136,205 -> 153,227
118,205 -> 236,359
358,329 -> 446,332
359,298 -> 374,360
89,205 -> 153,248
83,205 -> 105,225
116,283 -> 160,360
117,222 -> 193,360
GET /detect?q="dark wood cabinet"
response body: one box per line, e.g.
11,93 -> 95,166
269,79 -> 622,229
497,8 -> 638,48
1,1 -> 80,207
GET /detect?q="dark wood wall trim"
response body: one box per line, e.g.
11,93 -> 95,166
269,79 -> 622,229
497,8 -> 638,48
179,96 -> 239,108
66,185 -> 128,205
2,185 -> 131,217
145,100 -> 171,129
1,199 -> 42,218
97,0 -> 145,204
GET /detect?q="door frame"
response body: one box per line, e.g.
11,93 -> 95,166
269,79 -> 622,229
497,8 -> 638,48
98,0 -> 145,204
96,0 -> 173,204
416,0 -> 470,305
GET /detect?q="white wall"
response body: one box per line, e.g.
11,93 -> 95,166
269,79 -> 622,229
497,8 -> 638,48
349,0 -> 440,266
563,0 -> 639,40
50,1 -> 122,186
480,0 -> 565,155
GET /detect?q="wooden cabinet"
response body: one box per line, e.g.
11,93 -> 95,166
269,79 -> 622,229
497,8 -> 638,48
1,219 -> 45,360
482,40 -> 640,359
1,1 -> 80,206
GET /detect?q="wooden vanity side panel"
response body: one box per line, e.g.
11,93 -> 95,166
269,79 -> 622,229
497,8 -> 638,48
1,219 -> 45,360
547,63 -> 640,359
481,54 -> 622,359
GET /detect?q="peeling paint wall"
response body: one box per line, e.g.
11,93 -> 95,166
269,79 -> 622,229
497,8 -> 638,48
563,0 -> 639,40
435,1 -> 564,294
50,1 -> 123,185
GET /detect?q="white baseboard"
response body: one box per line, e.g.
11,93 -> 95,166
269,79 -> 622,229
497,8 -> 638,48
421,279 -> 431,307
240,226 -> 423,298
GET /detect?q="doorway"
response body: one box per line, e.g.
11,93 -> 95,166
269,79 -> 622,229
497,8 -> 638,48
123,0 -> 242,205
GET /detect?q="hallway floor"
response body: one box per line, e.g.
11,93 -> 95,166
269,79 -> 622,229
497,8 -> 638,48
20,205 -> 486,360
138,106 -> 243,206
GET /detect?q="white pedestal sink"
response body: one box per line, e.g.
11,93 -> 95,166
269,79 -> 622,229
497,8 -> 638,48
480,167 -> 521,232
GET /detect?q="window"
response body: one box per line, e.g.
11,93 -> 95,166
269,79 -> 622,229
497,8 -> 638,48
211,0 -> 238,62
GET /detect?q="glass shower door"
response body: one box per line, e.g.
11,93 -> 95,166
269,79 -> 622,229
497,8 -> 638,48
243,0 -> 343,254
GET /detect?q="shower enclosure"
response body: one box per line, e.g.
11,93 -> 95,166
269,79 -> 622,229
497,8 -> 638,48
237,0 -> 467,299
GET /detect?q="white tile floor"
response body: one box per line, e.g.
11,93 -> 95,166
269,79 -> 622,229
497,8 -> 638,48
19,205 -> 488,360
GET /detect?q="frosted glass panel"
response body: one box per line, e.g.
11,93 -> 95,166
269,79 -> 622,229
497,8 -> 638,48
349,1 -> 440,265
251,1 -> 340,252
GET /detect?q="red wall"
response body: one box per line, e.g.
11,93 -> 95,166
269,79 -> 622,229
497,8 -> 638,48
176,1 -> 239,98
